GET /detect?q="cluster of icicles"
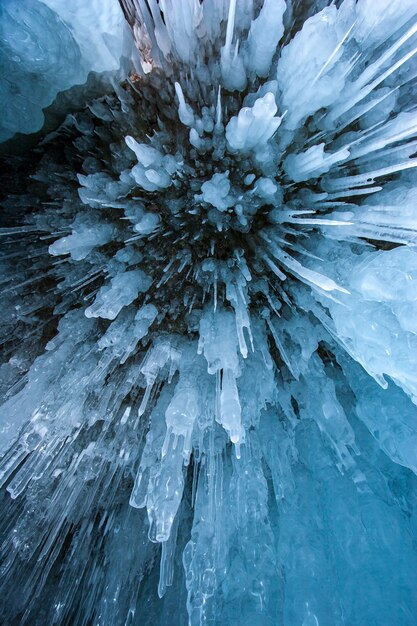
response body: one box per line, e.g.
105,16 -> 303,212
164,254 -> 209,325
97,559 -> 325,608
1,0 -> 417,624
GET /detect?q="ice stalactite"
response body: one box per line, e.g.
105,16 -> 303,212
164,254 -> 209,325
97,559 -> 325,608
1,0 -> 417,624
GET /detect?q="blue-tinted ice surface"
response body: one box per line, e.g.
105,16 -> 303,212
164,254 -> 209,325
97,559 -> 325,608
0,0 -> 417,624
0,0 -> 126,142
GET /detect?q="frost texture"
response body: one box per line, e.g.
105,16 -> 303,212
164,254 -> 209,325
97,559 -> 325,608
1,0 -> 417,625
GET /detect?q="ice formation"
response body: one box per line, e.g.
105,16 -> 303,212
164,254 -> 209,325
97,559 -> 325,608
0,0 -> 127,142
0,0 -> 417,624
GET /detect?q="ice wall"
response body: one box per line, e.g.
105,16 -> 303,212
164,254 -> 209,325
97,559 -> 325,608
0,0 -> 127,142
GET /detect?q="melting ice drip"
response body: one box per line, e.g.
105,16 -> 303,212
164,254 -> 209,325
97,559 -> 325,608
1,0 -> 417,624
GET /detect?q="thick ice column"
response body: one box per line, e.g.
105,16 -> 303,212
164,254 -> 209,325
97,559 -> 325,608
198,309 -> 240,376
225,92 -> 282,152
246,0 -> 285,78
130,388 -> 185,543
138,339 -> 181,417
183,455 -> 231,626
126,135 -> 178,192
49,221 -> 113,260
85,270 -> 152,320
96,304 -> 157,365
158,0 -> 202,63
146,443 -> 185,542
284,143 -> 350,183
220,0 -> 247,91
174,82 -> 196,127
220,368 -> 244,446
163,344 -> 205,462
277,5 -> 354,131
198,309 -> 245,449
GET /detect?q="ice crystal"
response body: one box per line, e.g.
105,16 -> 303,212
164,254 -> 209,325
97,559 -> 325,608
1,1 -> 417,624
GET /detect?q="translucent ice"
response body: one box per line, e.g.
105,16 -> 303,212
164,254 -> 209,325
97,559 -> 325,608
85,270 -> 152,320
225,92 -> 282,152
246,0 -> 285,78
0,0 -> 127,141
1,0 -> 417,624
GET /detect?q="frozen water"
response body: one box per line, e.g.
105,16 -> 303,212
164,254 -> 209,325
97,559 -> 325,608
1,0 -> 417,625
0,0 -> 127,142
225,92 -> 282,152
